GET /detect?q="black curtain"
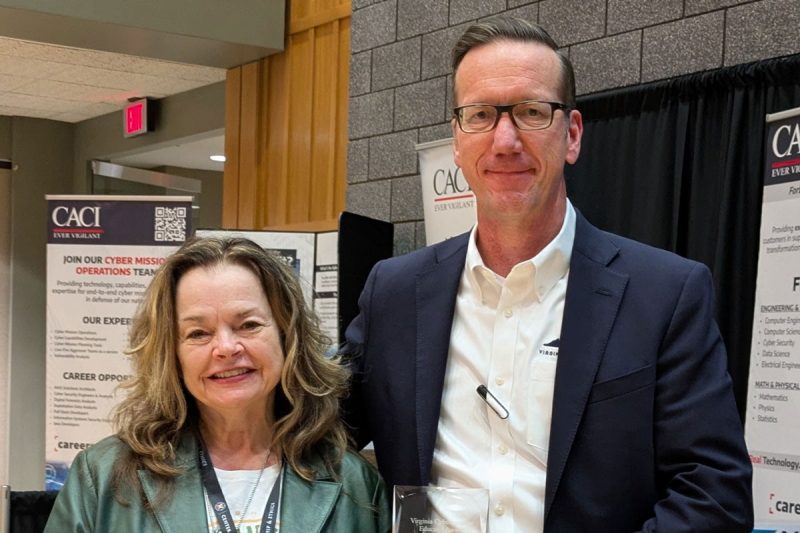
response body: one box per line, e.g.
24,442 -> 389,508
566,54 -> 800,419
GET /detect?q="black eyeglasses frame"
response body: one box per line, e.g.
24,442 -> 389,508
452,100 -> 572,133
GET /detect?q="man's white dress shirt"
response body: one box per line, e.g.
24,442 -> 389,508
431,201 -> 576,532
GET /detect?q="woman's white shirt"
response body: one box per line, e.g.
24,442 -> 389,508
203,463 -> 281,533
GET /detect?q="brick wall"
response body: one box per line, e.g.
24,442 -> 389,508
345,0 -> 800,255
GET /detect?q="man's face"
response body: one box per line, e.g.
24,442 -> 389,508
452,40 -> 582,222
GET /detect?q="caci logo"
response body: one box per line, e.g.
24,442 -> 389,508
772,122 -> 800,158
51,206 -> 102,228
432,167 -> 471,197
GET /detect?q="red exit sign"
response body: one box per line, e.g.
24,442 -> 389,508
124,99 -> 149,138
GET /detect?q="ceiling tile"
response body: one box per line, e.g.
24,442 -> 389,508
123,59 -> 226,83
48,64 -> 205,96
2,92 -> 99,113
0,37 -> 28,57
0,55 -> 70,79
0,73 -> 33,91
0,103 -> 56,119
13,79 -> 129,104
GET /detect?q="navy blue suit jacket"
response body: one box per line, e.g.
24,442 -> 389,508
343,212 -> 753,532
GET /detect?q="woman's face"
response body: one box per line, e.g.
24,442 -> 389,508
175,262 -> 285,423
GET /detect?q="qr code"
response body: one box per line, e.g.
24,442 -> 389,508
154,207 -> 187,242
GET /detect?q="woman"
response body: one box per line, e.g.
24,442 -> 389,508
45,237 -> 390,532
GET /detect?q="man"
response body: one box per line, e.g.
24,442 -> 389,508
343,17 -> 752,532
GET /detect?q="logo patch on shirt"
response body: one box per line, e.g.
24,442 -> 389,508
538,338 -> 560,358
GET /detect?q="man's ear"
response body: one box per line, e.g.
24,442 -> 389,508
565,109 -> 583,165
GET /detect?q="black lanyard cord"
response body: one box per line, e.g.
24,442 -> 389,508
199,442 -> 283,533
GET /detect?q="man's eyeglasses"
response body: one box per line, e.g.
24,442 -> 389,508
453,100 -> 572,133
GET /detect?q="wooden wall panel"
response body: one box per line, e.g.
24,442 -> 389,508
264,54 -> 290,227
310,21 -> 338,221
223,0 -> 350,229
238,62 -> 261,229
287,29 -> 314,224
222,69 -> 241,228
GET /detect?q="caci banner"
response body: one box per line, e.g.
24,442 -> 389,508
745,107 -> 800,532
416,138 -> 476,245
45,195 -> 191,490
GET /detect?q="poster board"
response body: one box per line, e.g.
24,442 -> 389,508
45,195 -> 191,489
314,232 -> 339,346
745,107 -> 800,530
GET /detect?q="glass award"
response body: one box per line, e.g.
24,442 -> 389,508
392,486 -> 489,533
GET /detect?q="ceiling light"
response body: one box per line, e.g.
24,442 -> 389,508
210,154 -> 226,162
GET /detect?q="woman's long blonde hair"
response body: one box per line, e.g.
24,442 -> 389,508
112,236 -> 349,503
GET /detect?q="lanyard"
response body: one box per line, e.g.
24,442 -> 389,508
199,443 -> 283,533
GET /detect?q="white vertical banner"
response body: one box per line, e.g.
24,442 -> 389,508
46,195 -> 191,490
746,107 -> 800,531
416,138 -> 476,245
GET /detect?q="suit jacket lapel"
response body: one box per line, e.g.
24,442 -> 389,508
415,233 -> 469,484
139,435 -> 207,533
544,213 -> 628,520
280,467 -> 341,533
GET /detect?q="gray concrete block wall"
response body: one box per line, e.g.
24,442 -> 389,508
346,0 -> 800,254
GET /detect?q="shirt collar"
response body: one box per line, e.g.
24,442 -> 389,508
465,200 -> 576,304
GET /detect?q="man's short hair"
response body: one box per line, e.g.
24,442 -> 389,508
451,17 -> 576,108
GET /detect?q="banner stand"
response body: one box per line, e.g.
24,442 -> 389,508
45,195 -> 191,490
745,108 -> 800,531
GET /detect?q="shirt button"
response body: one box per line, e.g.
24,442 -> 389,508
494,504 -> 505,516
498,444 -> 508,455
495,376 -> 505,386
503,308 -> 513,318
